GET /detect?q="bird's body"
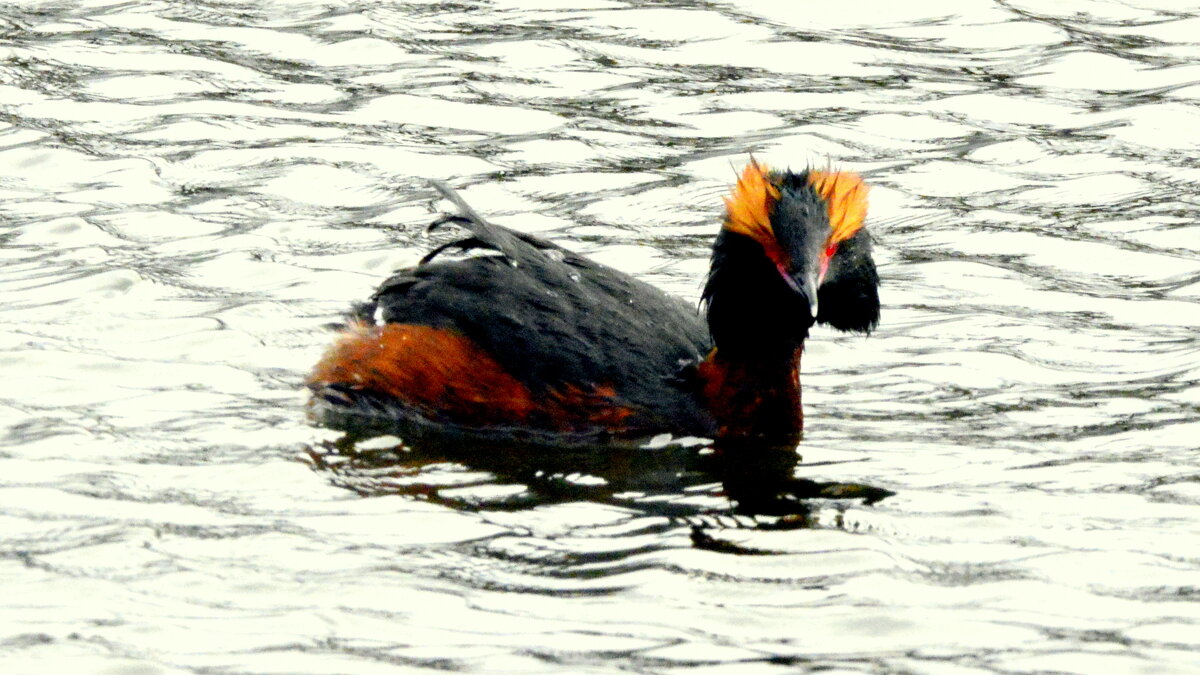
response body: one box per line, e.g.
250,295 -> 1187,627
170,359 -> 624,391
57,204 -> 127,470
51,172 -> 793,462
309,162 -> 879,451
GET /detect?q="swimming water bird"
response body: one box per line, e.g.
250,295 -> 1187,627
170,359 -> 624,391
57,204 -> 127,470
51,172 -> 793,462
308,161 -> 879,452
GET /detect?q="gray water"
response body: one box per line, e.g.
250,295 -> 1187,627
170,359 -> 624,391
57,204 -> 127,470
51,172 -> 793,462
3,0 -> 1200,673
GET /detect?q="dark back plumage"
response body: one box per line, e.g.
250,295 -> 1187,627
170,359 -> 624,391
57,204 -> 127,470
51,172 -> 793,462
354,182 -> 715,435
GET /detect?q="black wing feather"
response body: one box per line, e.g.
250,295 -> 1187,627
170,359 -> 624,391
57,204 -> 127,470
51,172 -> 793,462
425,180 -> 570,268
359,182 -> 716,435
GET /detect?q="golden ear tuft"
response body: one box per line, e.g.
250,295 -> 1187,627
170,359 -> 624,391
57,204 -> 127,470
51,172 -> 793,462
723,160 -> 782,257
807,171 -> 869,244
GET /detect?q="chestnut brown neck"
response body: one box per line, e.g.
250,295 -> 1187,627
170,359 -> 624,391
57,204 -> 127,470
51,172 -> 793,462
696,347 -> 804,453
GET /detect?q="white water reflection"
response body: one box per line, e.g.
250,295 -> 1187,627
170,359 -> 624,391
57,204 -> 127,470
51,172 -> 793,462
1,0 -> 1199,673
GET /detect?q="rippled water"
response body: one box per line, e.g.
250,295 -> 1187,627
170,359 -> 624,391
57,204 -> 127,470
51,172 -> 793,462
3,0 -> 1200,672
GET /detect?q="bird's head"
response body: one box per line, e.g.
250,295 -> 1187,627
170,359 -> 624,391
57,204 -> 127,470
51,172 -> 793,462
702,160 -> 880,353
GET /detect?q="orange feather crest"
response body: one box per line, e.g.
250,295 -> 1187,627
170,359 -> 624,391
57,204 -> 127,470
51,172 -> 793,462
807,170 -> 869,244
723,161 -> 782,258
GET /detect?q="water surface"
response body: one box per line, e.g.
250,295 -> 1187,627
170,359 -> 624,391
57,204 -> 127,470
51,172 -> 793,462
2,1 -> 1199,673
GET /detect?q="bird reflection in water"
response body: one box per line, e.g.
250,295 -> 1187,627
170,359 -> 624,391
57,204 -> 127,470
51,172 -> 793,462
305,429 -> 893,553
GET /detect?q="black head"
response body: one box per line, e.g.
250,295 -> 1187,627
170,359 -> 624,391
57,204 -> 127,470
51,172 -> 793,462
702,161 -> 880,354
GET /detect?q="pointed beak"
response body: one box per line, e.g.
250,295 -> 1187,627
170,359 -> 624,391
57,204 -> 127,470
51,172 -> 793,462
800,271 -> 819,319
778,264 -> 820,320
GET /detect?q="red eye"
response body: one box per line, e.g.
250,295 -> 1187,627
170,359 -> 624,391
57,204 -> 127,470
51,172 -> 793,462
819,243 -> 837,284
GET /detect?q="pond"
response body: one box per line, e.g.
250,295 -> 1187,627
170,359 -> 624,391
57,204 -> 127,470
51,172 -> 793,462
2,1 -> 1199,673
